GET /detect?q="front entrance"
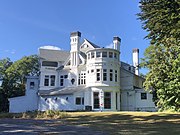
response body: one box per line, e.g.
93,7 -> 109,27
93,92 -> 99,109
93,91 -> 111,110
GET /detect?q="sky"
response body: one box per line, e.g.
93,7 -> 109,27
0,0 -> 149,74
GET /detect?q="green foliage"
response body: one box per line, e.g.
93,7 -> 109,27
0,55 -> 39,112
138,0 -> 180,112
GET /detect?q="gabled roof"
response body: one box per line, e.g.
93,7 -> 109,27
39,48 -> 70,62
80,39 -> 101,53
84,39 -> 100,48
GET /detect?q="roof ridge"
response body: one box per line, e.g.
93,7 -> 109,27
84,39 -> 100,48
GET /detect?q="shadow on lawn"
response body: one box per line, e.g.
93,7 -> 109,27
0,119 -> 105,135
65,113 -> 180,135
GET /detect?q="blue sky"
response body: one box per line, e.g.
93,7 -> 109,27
0,0 -> 149,74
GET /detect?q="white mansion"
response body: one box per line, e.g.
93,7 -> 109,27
9,31 -> 155,112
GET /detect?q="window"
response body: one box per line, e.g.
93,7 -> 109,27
114,53 -> 117,59
44,75 -> 56,86
93,92 -> 99,109
78,72 -> 86,85
96,52 -> 101,58
42,61 -> 58,67
82,97 -> 84,105
64,75 -> 68,78
44,75 -> 49,86
141,93 -> 147,100
91,69 -> 94,73
88,53 -> 90,59
60,75 -> 64,86
115,70 -> 117,82
76,97 -> 81,105
110,69 -> 113,81
76,97 -> 84,105
103,69 -> 107,81
30,82 -> 35,89
102,52 -> 107,57
109,52 -> 113,58
91,52 -> 95,58
104,92 -> 111,109
96,69 -> 101,81
81,44 -> 89,49
71,78 -> 75,85
50,75 -> 55,86
78,74 -> 80,85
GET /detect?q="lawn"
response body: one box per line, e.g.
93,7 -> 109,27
65,112 -> 180,135
0,111 -> 179,135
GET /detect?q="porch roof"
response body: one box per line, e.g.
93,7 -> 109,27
38,86 -> 85,96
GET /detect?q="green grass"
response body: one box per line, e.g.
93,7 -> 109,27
65,112 -> 180,135
0,111 -> 179,134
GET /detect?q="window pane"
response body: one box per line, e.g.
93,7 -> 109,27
94,92 -> 99,109
88,53 -> 90,59
96,52 -> 101,58
109,52 -> 113,58
102,52 -> 107,57
97,73 -> 100,81
110,69 -> 113,81
82,98 -> 84,105
64,75 -> 68,78
115,70 -> 117,82
60,79 -> 64,86
76,97 -> 81,105
103,73 -> 107,81
91,52 -> 95,58
44,75 -> 49,86
103,69 -> 107,81
114,53 -> 117,59
30,82 -> 35,88
141,93 -> 147,100
104,92 -> 111,109
50,75 -> 55,86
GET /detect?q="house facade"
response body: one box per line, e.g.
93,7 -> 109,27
9,31 -> 156,113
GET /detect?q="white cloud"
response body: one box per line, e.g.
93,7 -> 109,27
39,45 -> 62,50
3,49 -> 16,54
105,43 -> 114,49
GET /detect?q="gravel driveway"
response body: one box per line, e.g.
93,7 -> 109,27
0,119 -> 107,135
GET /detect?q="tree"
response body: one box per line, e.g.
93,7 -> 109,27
138,0 -> 180,111
0,55 -> 39,112
0,58 -> 13,112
